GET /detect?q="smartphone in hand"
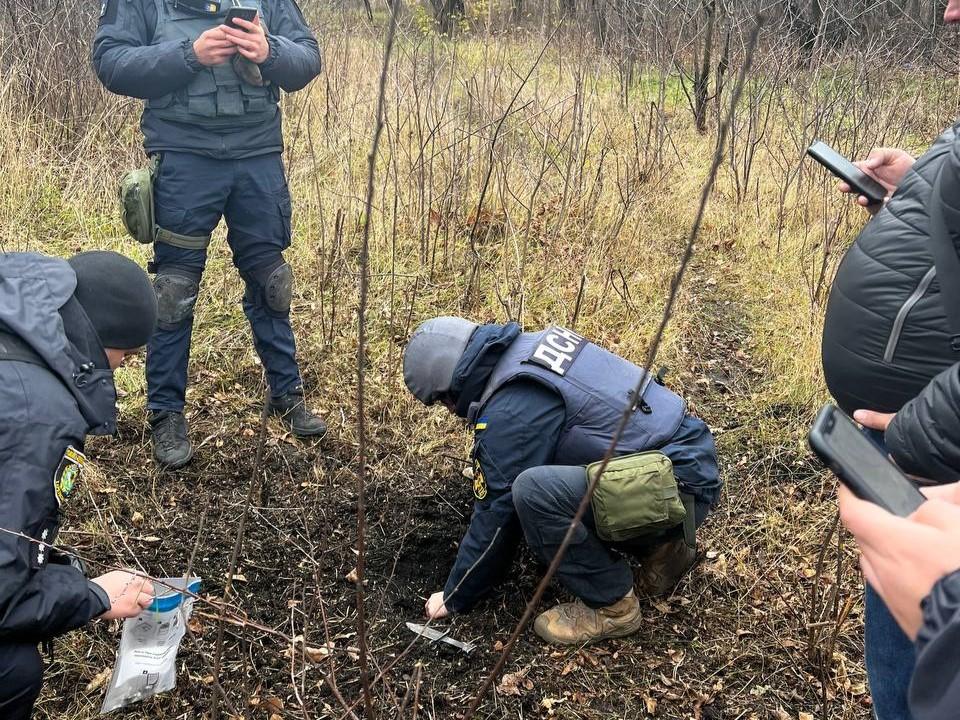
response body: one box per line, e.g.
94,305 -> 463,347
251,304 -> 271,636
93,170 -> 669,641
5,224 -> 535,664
225,0 -> 258,29
807,140 -> 888,206
808,404 -> 925,517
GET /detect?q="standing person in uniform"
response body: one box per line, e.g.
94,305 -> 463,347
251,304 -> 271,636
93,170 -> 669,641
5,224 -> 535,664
92,0 -> 326,469
402,317 -> 721,645
0,251 -> 159,719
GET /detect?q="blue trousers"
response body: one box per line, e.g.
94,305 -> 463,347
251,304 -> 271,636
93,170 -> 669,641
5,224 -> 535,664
147,151 -> 302,412
861,427 -> 915,720
513,465 -> 710,608
0,644 -> 43,720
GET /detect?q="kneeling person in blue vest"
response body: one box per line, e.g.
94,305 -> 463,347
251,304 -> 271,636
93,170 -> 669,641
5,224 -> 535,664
93,0 -> 326,469
403,318 -> 721,645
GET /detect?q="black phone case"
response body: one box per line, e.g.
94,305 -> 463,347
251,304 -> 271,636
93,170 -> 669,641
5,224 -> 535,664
808,405 -> 925,517
807,142 -> 887,205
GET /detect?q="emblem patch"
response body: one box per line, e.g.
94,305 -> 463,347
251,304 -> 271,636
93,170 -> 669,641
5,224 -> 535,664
473,461 -> 488,501
54,446 -> 86,506
526,326 -> 587,377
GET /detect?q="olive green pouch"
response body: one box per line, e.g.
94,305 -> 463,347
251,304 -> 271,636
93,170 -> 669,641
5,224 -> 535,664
589,451 -> 687,543
119,158 -> 158,245
119,158 -> 211,249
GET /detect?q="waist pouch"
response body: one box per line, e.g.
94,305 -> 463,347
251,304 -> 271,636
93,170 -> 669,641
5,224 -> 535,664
589,451 -> 686,543
119,158 -> 211,250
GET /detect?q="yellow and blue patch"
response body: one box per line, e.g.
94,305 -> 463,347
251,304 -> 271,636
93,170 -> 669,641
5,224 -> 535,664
475,416 -> 489,431
54,446 -> 85,507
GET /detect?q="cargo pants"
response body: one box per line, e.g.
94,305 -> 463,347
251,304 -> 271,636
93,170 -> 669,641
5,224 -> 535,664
146,151 -> 302,412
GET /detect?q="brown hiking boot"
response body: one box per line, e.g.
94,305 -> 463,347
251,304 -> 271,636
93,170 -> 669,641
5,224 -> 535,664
634,538 -> 697,597
533,590 -> 642,645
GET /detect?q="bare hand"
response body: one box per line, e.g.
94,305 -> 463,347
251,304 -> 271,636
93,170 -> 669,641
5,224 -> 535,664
193,28 -> 239,67
838,485 -> 960,639
921,481 -> 960,503
838,148 -> 915,215
853,409 -> 896,432
93,571 -> 154,621
425,591 -> 449,620
221,16 -> 270,65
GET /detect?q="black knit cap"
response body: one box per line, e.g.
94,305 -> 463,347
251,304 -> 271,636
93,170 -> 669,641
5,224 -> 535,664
67,251 -> 158,350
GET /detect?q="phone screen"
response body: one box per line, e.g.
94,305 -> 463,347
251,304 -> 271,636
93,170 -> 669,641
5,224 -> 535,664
809,405 -> 926,517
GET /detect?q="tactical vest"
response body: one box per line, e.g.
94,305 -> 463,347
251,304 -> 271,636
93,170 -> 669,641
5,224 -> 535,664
146,0 -> 280,129
470,327 -> 687,466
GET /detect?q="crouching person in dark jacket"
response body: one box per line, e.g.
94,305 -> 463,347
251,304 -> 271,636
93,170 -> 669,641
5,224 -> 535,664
0,252 -> 158,719
838,482 -> 960,720
403,317 -> 720,645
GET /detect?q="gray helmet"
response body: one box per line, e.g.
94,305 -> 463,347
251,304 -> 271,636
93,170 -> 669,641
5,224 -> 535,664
403,316 -> 479,405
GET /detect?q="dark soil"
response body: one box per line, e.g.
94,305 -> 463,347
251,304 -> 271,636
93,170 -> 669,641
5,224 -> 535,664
36,253 -> 870,720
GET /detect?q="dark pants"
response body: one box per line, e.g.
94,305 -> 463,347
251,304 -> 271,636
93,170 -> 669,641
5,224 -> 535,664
147,151 -> 302,412
512,465 -> 709,608
0,644 -> 43,720
862,428 -> 915,720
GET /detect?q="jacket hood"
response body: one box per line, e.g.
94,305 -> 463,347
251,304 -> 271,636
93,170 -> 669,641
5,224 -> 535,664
450,322 -> 522,418
0,252 -> 117,435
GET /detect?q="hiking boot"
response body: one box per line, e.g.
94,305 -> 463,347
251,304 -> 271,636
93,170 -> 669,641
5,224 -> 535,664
269,387 -> 327,438
634,538 -> 697,597
150,411 -> 194,469
533,590 -> 642,645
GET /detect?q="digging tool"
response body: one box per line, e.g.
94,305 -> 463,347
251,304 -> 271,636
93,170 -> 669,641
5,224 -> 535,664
405,622 -> 476,654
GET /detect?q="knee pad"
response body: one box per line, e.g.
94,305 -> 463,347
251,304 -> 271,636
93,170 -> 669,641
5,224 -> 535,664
243,257 -> 293,317
154,267 -> 201,331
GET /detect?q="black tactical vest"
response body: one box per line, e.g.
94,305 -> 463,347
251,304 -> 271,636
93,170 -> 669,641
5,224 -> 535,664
145,0 -> 279,129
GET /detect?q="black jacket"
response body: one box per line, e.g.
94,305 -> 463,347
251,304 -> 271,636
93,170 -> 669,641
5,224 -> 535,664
822,125 -> 960,416
92,0 -> 321,159
885,132 -> 960,480
910,570 -> 960,719
0,253 -> 114,642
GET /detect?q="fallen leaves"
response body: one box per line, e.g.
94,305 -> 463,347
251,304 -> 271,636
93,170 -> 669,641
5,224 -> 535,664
497,666 -> 533,697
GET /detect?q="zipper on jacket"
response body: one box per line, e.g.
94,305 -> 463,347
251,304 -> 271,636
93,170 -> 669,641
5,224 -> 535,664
884,265 -> 937,363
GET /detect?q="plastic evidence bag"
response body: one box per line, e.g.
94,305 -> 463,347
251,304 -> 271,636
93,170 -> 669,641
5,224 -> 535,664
101,576 -> 201,714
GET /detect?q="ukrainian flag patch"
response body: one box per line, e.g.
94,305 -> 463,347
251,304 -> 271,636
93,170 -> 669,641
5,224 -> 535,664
475,416 -> 489,431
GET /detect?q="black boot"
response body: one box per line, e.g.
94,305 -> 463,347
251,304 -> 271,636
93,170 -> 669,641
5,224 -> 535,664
269,387 -> 327,438
149,411 -> 194,469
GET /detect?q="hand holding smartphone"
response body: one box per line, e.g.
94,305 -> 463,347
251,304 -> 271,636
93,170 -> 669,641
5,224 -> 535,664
807,141 -> 889,206
808,404 -> 925,517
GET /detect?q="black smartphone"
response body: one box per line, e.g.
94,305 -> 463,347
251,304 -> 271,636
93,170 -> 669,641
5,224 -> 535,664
807,140 -> 888,206
808,404 -> 926,517
225,1 -> 258,29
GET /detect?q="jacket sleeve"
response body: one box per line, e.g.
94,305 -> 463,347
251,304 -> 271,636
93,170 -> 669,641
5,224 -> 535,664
0,429 -> 109,642
260,0 -> 322,92
885,135 -> 960,481
442,382 -> 565,613
92,0 -> 200,100
909,571 -> 960,719
886,363 -> 960,481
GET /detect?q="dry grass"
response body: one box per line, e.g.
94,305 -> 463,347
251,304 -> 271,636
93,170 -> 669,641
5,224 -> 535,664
1,8 -> 958,719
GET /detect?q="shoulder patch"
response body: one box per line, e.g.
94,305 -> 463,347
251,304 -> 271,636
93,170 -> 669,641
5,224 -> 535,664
54,446 -> 86,506
473,459 -> 488,501
526,326 -> 587,377
475,416 -> 489,431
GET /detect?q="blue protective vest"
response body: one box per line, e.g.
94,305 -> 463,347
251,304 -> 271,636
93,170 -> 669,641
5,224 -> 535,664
146,0 -> 280,129
469,326 -> 687,466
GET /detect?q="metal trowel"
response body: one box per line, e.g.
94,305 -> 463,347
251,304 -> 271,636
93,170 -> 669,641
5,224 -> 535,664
406,622 -> 476,654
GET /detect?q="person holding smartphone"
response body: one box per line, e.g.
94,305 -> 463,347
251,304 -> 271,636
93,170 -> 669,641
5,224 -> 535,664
839,482 -> 960,720
817,5 -> 960,716
92,0 -> 326,469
